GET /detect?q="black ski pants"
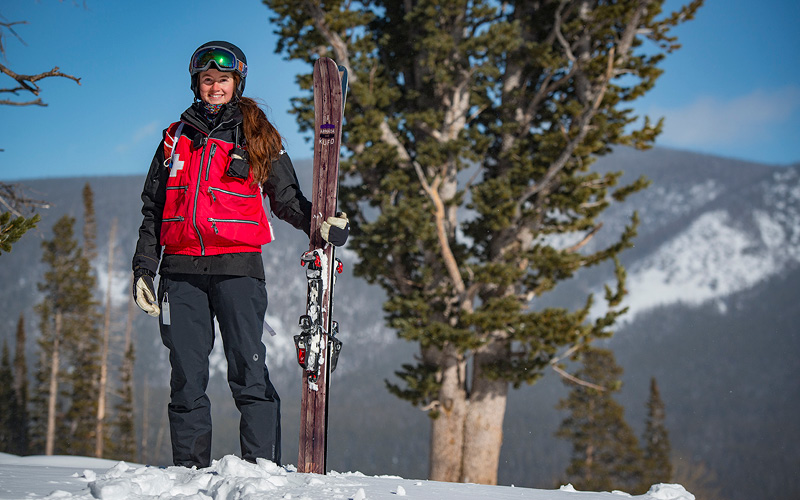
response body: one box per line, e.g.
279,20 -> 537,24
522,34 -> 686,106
158,273 -> 281,468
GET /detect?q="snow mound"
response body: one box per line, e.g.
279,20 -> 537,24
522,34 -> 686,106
646,483 -> 695,500
85,456 -> 336,500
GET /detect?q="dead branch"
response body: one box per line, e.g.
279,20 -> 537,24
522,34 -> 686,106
0,19 -> 29,55
551,363 -> 607,391
565,223 -> 603,253
549,344 -> 607,392
0,62 -> 81,104
0,182 -> 50,217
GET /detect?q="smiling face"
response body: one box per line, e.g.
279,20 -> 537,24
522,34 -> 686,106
197,68 -> 235,105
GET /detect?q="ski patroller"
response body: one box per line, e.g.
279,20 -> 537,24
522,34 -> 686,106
293,57 -> 347,475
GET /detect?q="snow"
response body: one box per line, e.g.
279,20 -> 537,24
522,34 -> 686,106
0,453 -> 696,500
595,200 -> 800,324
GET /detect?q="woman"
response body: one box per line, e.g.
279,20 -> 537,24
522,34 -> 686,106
131,41 -> 348,468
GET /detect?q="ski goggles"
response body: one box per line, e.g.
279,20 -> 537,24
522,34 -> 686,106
190,46 -> 247,77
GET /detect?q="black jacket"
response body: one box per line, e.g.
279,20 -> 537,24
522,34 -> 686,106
132,102 -> 312,280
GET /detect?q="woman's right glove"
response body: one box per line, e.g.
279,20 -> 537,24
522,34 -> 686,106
133,269 -> 160,317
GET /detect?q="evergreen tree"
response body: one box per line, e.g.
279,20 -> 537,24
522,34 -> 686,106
82,183 -> 97,262
29,303 -> 54,454
0,183 -> 47,256
111,337 -> 137,460
0,211 -> 40,256
64,188 -> 103,458
0,341 -> 19,452
556,348 -> 644,492
110,281 -> 137,461
641,377 -> 672,488
32,215 -> 99,455
12,313 -> 30,455
265,0 -> 703,483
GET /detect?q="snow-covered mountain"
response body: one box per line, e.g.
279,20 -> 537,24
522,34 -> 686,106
1,147 -> 798,500
594,148 -> 800,321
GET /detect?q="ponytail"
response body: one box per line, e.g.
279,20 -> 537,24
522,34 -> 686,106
237,90 -> 284,185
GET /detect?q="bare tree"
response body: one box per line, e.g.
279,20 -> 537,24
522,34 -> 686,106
0,14 -> 81,107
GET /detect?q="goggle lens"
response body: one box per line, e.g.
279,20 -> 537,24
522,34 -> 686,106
190,47 -> 247,76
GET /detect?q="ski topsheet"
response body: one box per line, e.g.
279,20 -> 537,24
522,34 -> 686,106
294,57 -> 346,475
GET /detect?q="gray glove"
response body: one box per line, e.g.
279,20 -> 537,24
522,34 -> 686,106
321,212 -> 350,247
133,270 -> 160,317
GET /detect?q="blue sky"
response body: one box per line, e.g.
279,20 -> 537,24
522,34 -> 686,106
1,0 -> 798,182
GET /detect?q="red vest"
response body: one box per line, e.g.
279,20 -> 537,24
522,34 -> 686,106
160,121 -> 273,256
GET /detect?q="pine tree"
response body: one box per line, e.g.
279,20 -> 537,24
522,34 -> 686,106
63,188 -> 103,458
28,302 -> 54,454
32,215 -> 100,455
110,275 -> 137,461
265,0 -> 703,483
12,313 -> 30,455
82,183 -> 98,262
556,348 -> 644,492
641,377 -> 672,489
0,182 -> 47,256
0,212 -> 40,256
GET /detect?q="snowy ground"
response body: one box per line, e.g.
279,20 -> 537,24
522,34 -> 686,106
0,453 -> 695,500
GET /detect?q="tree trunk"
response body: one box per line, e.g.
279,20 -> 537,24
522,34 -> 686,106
141,381 -> 150,464
45,311 -> 61,456
95,218 -> 116,457
426,344 -> 468,482
460,340 -> 509,485
13,314 -> 27,411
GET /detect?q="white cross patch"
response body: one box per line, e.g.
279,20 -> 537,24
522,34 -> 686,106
169,153 -> 184,178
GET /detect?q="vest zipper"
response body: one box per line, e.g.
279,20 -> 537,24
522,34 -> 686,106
208,218 -> 259,235
208,186 -> 258,202
193,136 -> 209,255
204,143 -> 217,182
162,216 -> 185,222
193,120 -> 228,256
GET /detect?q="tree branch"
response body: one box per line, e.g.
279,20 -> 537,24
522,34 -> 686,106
551,363 -> 607,392
413,162 -> 466,295
565,223 -> 603,253
549,344 -> 607,392
0,97 -> 45,106
0,20 -> 29,56
301,0 -> 353,75
0,62 -> 81,106
0,182 -> 50,217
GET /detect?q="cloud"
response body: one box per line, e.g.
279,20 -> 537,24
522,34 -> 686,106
650,85 -> 800,149
115,121 -> 160,153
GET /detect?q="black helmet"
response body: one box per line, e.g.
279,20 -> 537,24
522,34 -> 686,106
189,41 -> 248,99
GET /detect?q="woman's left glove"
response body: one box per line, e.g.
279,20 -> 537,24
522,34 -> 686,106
321,212 -> 350,247
132,269 -> 160,317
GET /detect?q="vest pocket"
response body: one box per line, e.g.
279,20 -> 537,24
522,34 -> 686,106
206,217 -> 267,247
208,186 -> 258,202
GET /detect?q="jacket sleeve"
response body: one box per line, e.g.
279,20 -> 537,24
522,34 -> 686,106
262,152 -> 312,236
131,134 -> 169,275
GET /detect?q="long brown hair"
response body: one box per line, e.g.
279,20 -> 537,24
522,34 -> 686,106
236,78 -> 283,185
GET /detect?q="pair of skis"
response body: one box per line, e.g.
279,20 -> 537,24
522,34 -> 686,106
293,57 -> 347,475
